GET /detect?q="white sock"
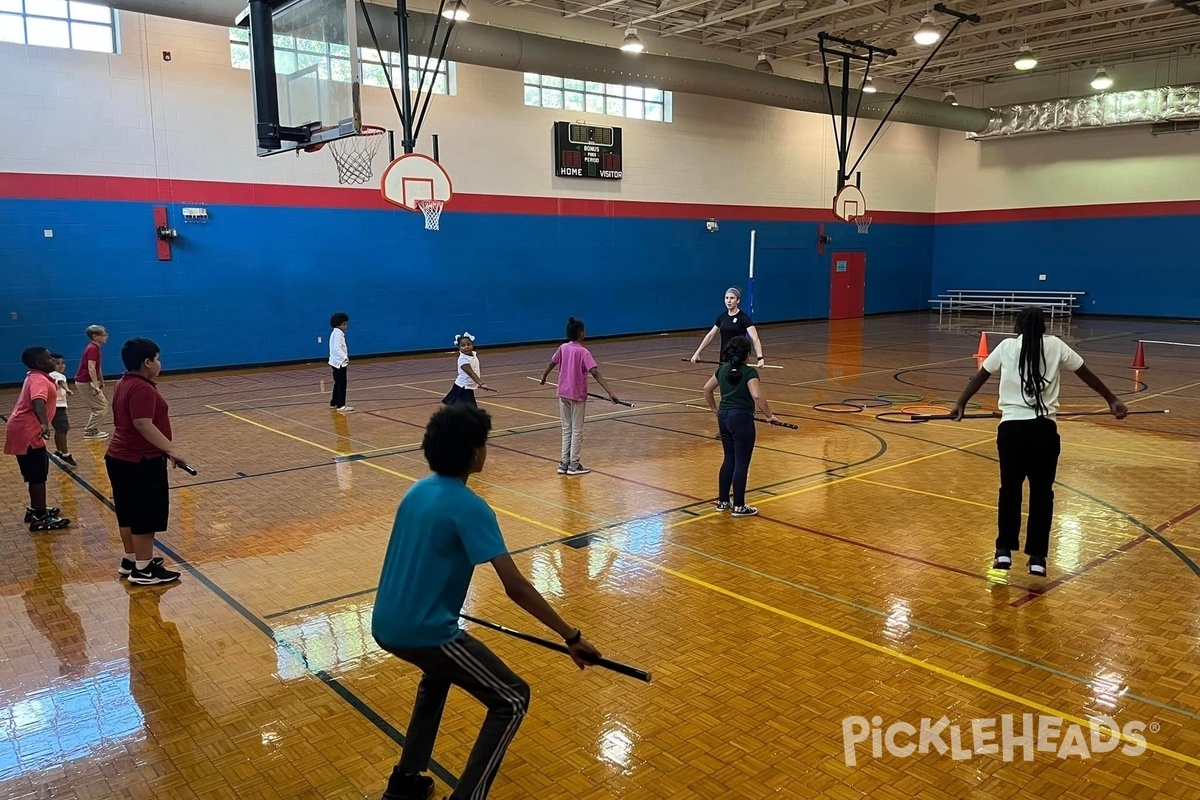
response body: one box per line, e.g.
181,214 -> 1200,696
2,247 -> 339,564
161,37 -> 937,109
136,559 -> 152,570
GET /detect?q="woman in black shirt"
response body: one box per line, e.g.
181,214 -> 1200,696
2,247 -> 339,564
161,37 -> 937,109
689,287 -> 765,366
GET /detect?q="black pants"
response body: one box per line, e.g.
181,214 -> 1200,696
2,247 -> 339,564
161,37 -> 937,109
330,366 -> 347,408
381,633 -> 529,800
996,417 -> 1061,558
718,408 -> 756,506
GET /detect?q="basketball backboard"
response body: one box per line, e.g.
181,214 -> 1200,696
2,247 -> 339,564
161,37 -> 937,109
381,154 -> 453,211
833,185 -> 867,221
239,0 -> 362,156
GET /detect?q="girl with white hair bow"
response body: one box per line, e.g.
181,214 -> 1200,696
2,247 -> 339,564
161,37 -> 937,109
442,332 -> 491,407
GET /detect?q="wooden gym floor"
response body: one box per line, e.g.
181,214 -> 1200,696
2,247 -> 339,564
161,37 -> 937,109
2,313 -> 1199,800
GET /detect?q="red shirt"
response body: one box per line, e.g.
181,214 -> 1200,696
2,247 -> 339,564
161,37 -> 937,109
3,371 -> 57,455
75,342 -> 101,383
106,373 -> 172,462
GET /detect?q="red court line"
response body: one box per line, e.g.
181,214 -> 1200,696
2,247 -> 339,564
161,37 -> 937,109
364,410 -> 705,502
1009,534 -> 1151,608
1158,502 -> 1200,532
936,199 -> 1200,224
750,514 -> 1017,585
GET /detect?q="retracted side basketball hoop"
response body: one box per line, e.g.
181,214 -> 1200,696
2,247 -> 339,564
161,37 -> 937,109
381,153 -> 454,231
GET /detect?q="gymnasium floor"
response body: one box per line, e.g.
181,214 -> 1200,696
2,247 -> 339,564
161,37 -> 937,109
1,313 -> 1198,800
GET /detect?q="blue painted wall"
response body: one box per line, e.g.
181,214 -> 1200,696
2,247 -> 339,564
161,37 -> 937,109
0,198 -> 933,383
931,215 -> 1200,319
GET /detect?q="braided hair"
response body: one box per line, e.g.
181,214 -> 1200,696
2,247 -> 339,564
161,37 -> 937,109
723,337 -> 751,385
1015,306 -> 1049,417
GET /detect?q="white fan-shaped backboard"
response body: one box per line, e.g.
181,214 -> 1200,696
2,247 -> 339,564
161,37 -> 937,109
380,154 -> 454,211
833,185 -> 867,221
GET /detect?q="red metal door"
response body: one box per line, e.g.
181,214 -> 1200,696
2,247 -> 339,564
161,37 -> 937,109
830,251 -> 866,319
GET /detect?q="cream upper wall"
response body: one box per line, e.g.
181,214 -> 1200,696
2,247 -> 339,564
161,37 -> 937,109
936,125 -> 1200,213
0,11 -> 939,213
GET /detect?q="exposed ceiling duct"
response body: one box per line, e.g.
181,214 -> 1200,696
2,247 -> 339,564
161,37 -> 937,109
968,84 -> 1200,139
107,0 -> 995,133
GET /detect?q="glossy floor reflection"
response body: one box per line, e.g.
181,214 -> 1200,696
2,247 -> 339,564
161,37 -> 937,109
2,314 -> 1199,799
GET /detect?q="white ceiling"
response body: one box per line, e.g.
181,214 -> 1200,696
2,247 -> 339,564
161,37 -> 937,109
492,0 -> 1200,90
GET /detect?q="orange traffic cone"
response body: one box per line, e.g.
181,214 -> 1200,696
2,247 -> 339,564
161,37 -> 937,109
974,332 -> 989,359
1130,341 -> 1147,370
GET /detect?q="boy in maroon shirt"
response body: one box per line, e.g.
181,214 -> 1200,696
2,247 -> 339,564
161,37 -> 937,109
76,324 -> 110,439
105,338 -> 187,585
4,347 -> 71,531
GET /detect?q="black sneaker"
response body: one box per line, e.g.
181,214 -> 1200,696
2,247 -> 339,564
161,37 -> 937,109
1028,556 -> 1047,577
715,501 -> 731,512
381,768 -> 435,800
120,556 -> 164,577
127,562 -> 181,585
557,462 -> 569,475
29,511 -> 71,532
731,505 -> 758,517
992,550 -> 1012,570
25,506 -> 60,523
59,453 -> 77,467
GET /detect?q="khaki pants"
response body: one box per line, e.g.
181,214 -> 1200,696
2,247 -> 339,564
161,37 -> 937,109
559,398 -> 586,466
81,384 -> 108,433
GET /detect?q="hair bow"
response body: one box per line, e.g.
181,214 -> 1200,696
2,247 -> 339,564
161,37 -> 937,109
455,331 -> 476,344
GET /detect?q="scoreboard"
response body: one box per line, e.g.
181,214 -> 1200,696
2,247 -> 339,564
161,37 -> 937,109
553,121 -> 622,180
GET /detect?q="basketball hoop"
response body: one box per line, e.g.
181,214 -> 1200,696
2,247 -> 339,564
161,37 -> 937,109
306,125 -> 386,185
852,215 -> 873,234
416,199 -> 444,231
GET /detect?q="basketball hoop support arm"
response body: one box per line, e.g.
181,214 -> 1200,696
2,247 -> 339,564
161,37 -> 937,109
839,5 -> 980,181
818,33 -> 895,193
395,0 -> 416,154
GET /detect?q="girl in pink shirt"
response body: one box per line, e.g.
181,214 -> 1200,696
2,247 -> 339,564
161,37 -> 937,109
539,317 -> 619,475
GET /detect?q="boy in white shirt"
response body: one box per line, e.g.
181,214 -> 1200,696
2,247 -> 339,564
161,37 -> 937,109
328,312 -> 352,413
951,307 -> 1127,576
48,354 -> 77,467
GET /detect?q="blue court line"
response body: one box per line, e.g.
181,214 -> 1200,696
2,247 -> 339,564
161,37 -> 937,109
49,457 -> 459,790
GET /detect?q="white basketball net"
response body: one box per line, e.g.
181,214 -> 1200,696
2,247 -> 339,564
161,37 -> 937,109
416,199 -> 444,231
853,215 -> 873,234
327,130 -> 384,185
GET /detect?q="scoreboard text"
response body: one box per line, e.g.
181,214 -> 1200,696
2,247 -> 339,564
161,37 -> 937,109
553,122 -> 622,180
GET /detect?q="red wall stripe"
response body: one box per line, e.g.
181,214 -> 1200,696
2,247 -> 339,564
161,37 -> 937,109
2,172 -> 1197,223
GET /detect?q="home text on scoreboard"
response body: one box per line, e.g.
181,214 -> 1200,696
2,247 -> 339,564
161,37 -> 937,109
553,121 -> 623,180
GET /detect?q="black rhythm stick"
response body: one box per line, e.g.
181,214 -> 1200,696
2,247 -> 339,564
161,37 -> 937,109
172,459 -> 198,475
912,413 -> 999,421
460,615 -> 651,683
588,392 -> 633,407
754,417 -> 798,429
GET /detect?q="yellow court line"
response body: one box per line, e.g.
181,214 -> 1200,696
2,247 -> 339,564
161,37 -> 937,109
391,381 -> 561,420
207,406 -> 345,456
1127,377 -> 1200,406
1064,440 -> 1200,465
785,353 -> 972,388
851,477 -> 1001,512
613,546 -> 1200,768
674,435 -> 996,527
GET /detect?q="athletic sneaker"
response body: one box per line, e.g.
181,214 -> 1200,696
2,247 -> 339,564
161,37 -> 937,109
715,501 -> 731,512
29,511 -> 71,532
82,430 -> 108,439
336,406 -> 354,413
25,506 -> 60,523
119,556 -> 164,577
992,550 -> 1012,570
381,769 -> 435,800
731,505 -> 758,517
566,463 -> 591,475
127,562 -> 181,585
557,462 -> 569,474
1028,557 -> 1047,577
55,452 -> 78,467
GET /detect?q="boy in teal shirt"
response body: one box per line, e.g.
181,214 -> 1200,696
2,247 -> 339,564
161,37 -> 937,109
374,404 -> 601,800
